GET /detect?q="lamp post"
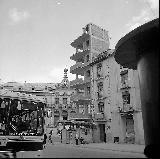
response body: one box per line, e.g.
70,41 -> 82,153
114,18 -> 159,158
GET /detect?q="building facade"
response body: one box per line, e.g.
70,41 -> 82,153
69,23 -> 110,143
52,68 -> 75,126
70,23 -> 110,119
90,50 -> 144,144
0,69 -> 75,129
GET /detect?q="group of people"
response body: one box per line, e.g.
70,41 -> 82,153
43,130 -> 54,148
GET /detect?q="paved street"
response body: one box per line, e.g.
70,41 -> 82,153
15,142 -> 146,158
43,142 -> 146,158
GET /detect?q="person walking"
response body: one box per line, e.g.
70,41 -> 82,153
104,132 -> 106,143
75,133 -> 79,145
48,130 -> 54,144
43,133 -> 47,148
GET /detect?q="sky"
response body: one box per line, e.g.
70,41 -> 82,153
0,0 -> 159,83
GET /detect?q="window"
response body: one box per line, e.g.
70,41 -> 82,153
120,65 -> 123,69
47,110 -> 52,117
63,116 -> 67,120
121,70 -> 128,87
97,82 -> 103,98
86,86 -> 90,95
86,25 -> 89,32
97,63 -> 102,78
86,40 -> 89,47
63,98 -> 67,105
122,91 -> 130,105
97,82 -> 103,92
86,70 -> 90,77
86,55 -> 89,62
55,98 -> 59,104
79,105 -> 85,114
83,25 -> 89,34
98,102 -> 104,113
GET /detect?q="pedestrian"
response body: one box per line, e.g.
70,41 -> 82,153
80,136 -> 84,144
104,133 -> 106,143
75,133 -> 79,145
48,130 -> 53,144
43,133 -> 47,148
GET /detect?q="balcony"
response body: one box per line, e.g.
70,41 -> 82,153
85,93 -> 91,99
70,62 -> 85,75
62,104 -> 68,110
118,104 -> 134,116
70,78 -> 85,89
97,91 -> 104,99
71,33 -> 90,49
69,112 -> 92,120
70,61 -> 91,75
70,49 -> 90,62
120,81 -> 131,89
71,94 -> 91,104
70,78 -> 90,89
84,76 -> 91,84
96,73 -> 104,81
94,113 -> 106,121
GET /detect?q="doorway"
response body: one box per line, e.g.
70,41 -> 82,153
125,117 -> 135,143
99,124 -> 105,142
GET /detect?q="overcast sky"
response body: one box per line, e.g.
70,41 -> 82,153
0,0 -> 159,83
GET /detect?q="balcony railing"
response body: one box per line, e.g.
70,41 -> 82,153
84,77 -> 91,83
85,93 -> 91,99
70,61 -> 91,74
70,62 -> 84,71
70,49 -> 90,61
97,91 -> 103,99
70,78 -> 84,87
118,104 -> 134,115
94,113 -> 106,120
120,81 -> 131,89
97,73 -> 103,78
69,112 -> 92,119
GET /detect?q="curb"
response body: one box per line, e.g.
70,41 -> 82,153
47,142 -> 145,154
70,143 -> 145,154
77,145 -> 144,154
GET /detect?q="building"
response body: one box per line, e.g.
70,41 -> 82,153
69,23 -> 110,120
90,49 -> 144,144
0,70 -> 75,128
53,68 -> 75,125
69,23 -> 110,143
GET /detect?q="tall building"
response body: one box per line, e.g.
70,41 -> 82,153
70,23 -> 110,121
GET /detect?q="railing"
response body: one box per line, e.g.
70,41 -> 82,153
94,113 -> 104,120
97,73 -> 103,78
70,78 -> 84,86
120,81 -> 131,89
97,91 -> 103,99
118,104 -> 134,113
84,77 -> 91,83
69,112 -> 92,119
70,62 -> 84,72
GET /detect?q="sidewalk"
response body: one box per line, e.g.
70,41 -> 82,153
75,142 -> 145,154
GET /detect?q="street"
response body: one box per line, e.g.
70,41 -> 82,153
16,142 -> 146,158
43,143 -> 146,158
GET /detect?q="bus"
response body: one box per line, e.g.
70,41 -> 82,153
0,89 -> 46,157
